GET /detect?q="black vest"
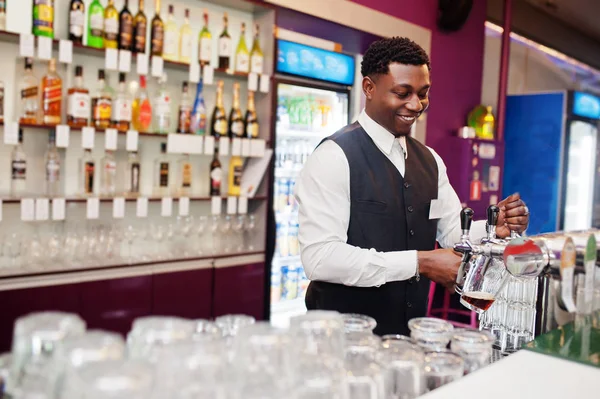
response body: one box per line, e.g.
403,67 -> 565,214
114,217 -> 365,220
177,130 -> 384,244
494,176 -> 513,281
305,122 -> 439,336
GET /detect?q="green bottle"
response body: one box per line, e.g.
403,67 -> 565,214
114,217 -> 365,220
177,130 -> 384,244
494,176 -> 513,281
32,0 -> 55,38
87,0 -> 104,48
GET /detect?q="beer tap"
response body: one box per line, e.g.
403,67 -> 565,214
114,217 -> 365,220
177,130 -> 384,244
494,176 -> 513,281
454,208 -> 474,288
483,205 -> 500,244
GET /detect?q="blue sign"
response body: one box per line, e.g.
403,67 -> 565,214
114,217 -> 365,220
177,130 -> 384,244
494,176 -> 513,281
276,39 -> 355,86
573,92 -> 600,120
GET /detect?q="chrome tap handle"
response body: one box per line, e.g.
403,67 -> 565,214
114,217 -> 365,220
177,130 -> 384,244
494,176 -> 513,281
486,205 -> 500,240
460,207 -> 474,238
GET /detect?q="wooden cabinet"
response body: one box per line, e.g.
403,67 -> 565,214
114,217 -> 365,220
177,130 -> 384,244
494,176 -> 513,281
213,263 -> 266,320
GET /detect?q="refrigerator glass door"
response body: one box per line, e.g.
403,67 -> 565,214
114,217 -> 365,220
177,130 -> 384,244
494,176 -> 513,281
563,120 -> 598,231
270,83 -> 349,327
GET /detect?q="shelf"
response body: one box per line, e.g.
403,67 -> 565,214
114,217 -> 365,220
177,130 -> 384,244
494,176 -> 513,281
3,122 -> 180,137
0,195 -> 268,204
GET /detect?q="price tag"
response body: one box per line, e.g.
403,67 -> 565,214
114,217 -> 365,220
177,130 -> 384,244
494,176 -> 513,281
161,197 -> 173,217
105,48 -> 119,71
82,127 -> 96,149
59,40 -> 73,64
104,128 -> 118,150
231,138 -> 242,156
56,125 -> 70,148
227,196 -> 238,215
136,197 -> 148,217
226,68 -> 234,75
52,198 -> 66,220
35,198 -> 50,221
211,196 -> 222,215
241,138 -> 251,157
203,65 -> 214,85
219,137 -> 230,156
126,130 -> 139,151
250,139 -> 266,157
21,198 -> 35,221
259,74 -> 270,93
37,36 -> 53,60
238,196 -> 248,214
204,136 -> 215,155
167,133 -> 185,154
4,122 -> 19,145
87,198 -> 100,219
151,56 -> 164,77
179,197 -> 190,216
188,135 -> 204,154
113,197 -> 125,218
19,34 -> 35,57
137,52 -> 149,75
189,62 -> 201,83
119,50 -> 132,72
248,73 -> 259,92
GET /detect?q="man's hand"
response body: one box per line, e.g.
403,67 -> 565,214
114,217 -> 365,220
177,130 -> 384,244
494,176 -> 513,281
417,249 -> 462,290
496,193 -> 529,238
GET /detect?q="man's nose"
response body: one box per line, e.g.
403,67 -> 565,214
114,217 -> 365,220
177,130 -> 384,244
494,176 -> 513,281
405,94 -> 423,112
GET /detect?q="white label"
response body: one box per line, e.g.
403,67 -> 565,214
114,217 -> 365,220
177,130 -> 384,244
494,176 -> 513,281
179,197 -> 190,216
238,196 -> 248,214
37,36 -> 53,60
219,137 -> 230,156
126,130 -> 139,151
189,62 -> 201,83
161,197 -> 173,217
151,56 -> 164,77
21,198 -> 35,221
236,53 -> 249,73
200,37 -> 212,63
105,48 -> 119,71
82,127 -> 96,149
68,92 -> 91,119
52,198 -> 66,220
112,99 -> 132,122
219,37 -> 231,57
90,13 -> 104,32
227,196 -> 237,215
59,40 -> 73,64
211,196 -> 222,215
561,267 -> 577,313
259,74 -> 270,93
87,198 -> 100,219
167,133 -> 186,154
203,65 -> 214,85
180,33 -> 193,60
104,18 -> 118,34
231,138 -> 242,156
105,128 -> 118,150
35,198 -> 50,221
250,139 -> 266,158
70,10 -> 85,37
241,138 -> 251,157
4,122 -> 19,145
479,143 -> 496,159
136,197 -> 148,217
188,135 -> 204,154
204,136 -> 215,155
248,73 -> 259,92
113,197 -> 125,218
155,95 -> 171,119
119,50 -> 132,72
137,53 -> 149,75
251,54 -> 264,74
164,31 -> 178,57
20,34 -> 35,57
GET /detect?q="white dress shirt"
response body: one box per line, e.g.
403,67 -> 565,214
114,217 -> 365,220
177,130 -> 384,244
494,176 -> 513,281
294,110 -> 487,287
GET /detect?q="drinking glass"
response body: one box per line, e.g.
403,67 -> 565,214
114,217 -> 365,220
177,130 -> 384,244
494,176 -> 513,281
345,343 -> 385,399
214,314 -> 256,338
458,256 -> 509,314
342,314 -> 377,334
407,318 -> 453,351
195,216 -> 208,255
450,329 -> 494,374
244,214 -> 257,251
233,215 -> 246,252
127,316 -> 197,363
504,302 -> 535,353
123,224 -> 136,263
5,232 -> 22,268
423,351 -> 464,391
210,215 -> 221,254
221,215 -> 233,253
194,320 -> 222,340
150,223 -> 166,260
379,336 -> 426,399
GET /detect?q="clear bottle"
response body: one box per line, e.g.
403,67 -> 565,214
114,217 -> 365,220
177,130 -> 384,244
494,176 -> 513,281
153,73 -> 171,133
250,23 -> 264,74
190,80 -> 207,135
119,0 -> 134,50
69,0 -> 86,44
163,4 -> 178,61
45,130 -> 61,197
132,0 -> 147,53
19,57 -> 39,125
154,142 -> 171,196
79,148 -> 95,196
101,150 -> 117,197
218,12 -> 231,70
132,75 -> 152,132
87,0 -> 104,48
210,80 -> 227,137
11,129 -> 27,198
112,72 -> 133,132
67,65 -> 91,128
179,8 -> 192,63
178,82 -> 192,133
234,22 -> 249,73
126,151 -> 141,196
245,90 -> 259,139
41,58 -> 62,126
228,82 -> 244,138
104,0 -> 119,48
198,9 -> 211,67
178,153 -> 192,196
150,0 -> 164,56
92,69 -> 113,129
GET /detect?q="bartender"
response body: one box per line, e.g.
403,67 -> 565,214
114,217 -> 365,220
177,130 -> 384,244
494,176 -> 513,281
295,37 -> 529,336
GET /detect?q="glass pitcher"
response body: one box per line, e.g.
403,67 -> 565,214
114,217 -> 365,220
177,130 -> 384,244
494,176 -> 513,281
456,254 -> 509,314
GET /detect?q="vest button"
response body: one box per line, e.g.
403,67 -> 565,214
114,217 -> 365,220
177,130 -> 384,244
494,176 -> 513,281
407,205 -> 414,212
409,229 -> 415,236
407,302 -> 413,308
404,182 -> 410,188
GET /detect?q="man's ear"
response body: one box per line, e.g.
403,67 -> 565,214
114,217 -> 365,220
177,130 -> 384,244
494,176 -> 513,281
362,76 -> 375,100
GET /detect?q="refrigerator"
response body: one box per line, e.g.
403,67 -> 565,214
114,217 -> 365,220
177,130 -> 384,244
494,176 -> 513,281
503,91 -> 600,235
268,39 -> 354,327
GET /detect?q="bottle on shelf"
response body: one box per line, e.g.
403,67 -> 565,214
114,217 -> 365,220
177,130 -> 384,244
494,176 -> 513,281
210,152 -> 222,196
119,0 -> 134,50
101,150 -> 117,196
0,0 -> 6,30
32,0 -> 54,38
179,8 -> 192,64
0,81 -> 3,124
178,153 -> 192,196
67,65 -> 91,129
190,80 -> 207,135
88,0 -> 105,48
112,72 -> 133,132
250,23 -> 264,74
69,0 -> 86,44
178,82 -> 192,134
198,9 -> 211,67
235,22 -> 249,73
132,0 -> 147,53
11,129 -> 27,198
218,12 -> 231,70
228,82 -> 244,139
45,130 -> 61,197
153,73 -> 171,133
150,0 -> 164,56
19,57 -> 39,125
245,91 -> 259,139
163,4 -> 178,62
211,80 -> 227,138
132,75 -> 152,132
92,69 -> 113,129
41,58 -> 62,126
154,142 -> 171,196
228,155 -> 243,196
126,151 -> 141,196
104,0 -> 119,48
79,148 -> 95,196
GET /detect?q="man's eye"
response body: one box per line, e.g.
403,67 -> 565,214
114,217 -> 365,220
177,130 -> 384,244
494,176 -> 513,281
395,92 -> 409,99
418,93 -> 428,100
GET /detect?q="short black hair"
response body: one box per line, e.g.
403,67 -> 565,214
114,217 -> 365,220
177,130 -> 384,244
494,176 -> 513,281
361,37 -> 430,78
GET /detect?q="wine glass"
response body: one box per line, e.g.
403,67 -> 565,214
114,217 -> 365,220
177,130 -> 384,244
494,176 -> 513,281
195,215 -> 208,256
244,214 -> 257,251
150,223 -> 166,260
210,215 -> 221,255
123,224 -> 136,263
233,215 -> 246,252
221,216 -> 233,253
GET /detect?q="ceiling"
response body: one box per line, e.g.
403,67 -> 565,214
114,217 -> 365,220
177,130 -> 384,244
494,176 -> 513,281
524,0 -> 600,42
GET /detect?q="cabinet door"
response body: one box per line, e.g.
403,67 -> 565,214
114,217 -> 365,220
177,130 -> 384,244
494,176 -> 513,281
213,262 -> 265,320
152,268 -> 213,319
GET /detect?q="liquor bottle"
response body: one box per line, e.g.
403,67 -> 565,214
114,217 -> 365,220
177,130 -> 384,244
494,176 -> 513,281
132,0 -> 147,53
234,22 -> 249,73
79,148 -> 95,196
67,65 -> 91,128
32,0 -> 54,38
104,0 -> 119,48
178,82 -> 191,133
228,156 -> 242,196
218,13 -> 231,70
92,69 -> 113,129
112,72 -> 133,132
0,0 -> 6,30
211,80 -> 227,137
210,152 -> 222,196
190,80 -> 207,135
163,4 -> 178,62
150,0 -> 164,56
41,59 -> 62,126
228,82 -> 244,138
69,0 -> 86,44
154,142 -> 170,196
480,106 -> 495,140
126,151 -> 141,196
87,0 -> 104,48
178,153 -> 192,196
198,9 -> 211,67
19,58 -> 39,125
101,150 -> 117,196
132,75 -> 152,132
153,73 -> 171,133
179,8 -> 192,64
250,24 -> 264,74
119,0 -> 134,50
11,129 -> 27,198
45,130 -> 61,197
244,91 -> 259,139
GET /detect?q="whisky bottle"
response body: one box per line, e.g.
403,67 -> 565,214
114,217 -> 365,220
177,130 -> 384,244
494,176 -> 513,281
79,148 -> 95,196
179,8 -> 192,63
178,153 -> 192,196
250,24 -> 264,74
112,73 -> 133,132
228,82 -> 244,138
92,69 -> 113,129
87,0 -> 104,48
101,150 -> 117,197
119,0 -> 134,50
178,82 -> 192,134
67,65 -> 91,128
211,80 -> 227,137
132,0 -> 147,53
126,151 -> 141,196
245,91 -> 259,139
19,58 -> 39,125
162,4 -> 178,62
210,152 -> 222,196
190,81 -> 207,135
153,73 -> 171,133
33,0 -> 54,38
45,130 -> 61,197
154,142 -> 171,196
234,22 -> 249,73
132,75 -> 152,132
41,59 -> 62,126
69,0 -> 85,44
228,155 -> 243,196
218,12 -> 231,70
198,9 -> 212,67
150,0 -> 164,56
11,129 -> 27,198
104,0 -> 119,48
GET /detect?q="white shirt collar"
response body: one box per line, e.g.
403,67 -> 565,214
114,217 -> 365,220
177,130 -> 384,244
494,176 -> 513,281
357,109 -> 408,159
